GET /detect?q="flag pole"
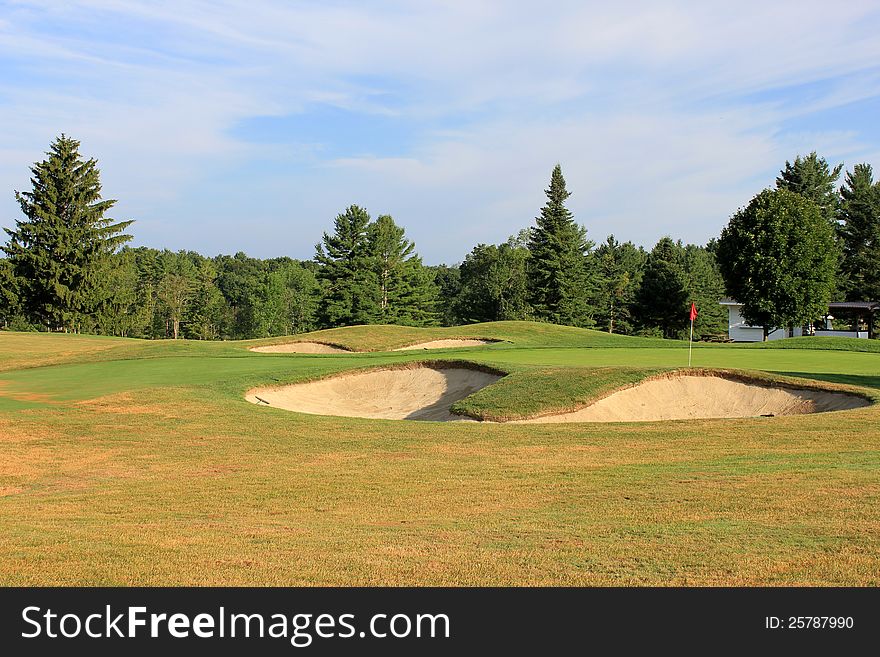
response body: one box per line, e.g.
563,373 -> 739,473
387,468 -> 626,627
688,302 -> 697,367
688,314 -> 694,367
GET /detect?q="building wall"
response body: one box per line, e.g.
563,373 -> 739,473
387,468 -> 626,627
724,304 -> 802,342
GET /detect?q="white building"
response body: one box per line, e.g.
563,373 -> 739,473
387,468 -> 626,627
719,299 -> 874,342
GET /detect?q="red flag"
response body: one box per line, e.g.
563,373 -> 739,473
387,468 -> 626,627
689,302 -> 698,322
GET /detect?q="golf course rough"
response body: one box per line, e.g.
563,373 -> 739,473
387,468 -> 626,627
3,321 -> 880,586
246,365 -> 870,423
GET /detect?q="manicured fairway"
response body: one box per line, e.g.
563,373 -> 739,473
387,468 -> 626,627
1,322 -> 879,585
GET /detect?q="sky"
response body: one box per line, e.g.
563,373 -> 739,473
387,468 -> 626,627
1,1 -> 880,265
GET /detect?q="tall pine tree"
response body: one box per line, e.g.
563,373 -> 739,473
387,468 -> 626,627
527,165 -> 595,327
315,205 -> 379,326
838,163 -> 880,303
367,215 -> 437,325
3,135 -> 133,331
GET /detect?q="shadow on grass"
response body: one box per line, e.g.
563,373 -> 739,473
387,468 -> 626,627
776,371 -> 880,391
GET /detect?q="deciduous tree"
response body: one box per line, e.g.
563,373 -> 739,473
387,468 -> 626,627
716,188 -> 838,340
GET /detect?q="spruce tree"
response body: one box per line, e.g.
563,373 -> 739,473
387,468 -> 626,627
681,244 -> 728,340
3,135 -> 133,331
527,164 -> 595,327
634,237 -> 689,339
315,205 -> 379,326
838,164 -> 880,302
0,258 -> 19,329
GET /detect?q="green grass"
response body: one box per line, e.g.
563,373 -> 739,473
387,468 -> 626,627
1,321 -> 879,586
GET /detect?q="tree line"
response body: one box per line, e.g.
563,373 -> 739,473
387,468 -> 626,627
1,136 -> 877,340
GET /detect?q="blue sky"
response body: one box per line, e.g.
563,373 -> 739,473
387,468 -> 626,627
1,1 -> 879,264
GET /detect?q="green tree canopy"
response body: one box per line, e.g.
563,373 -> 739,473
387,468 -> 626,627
716,188 -> 839,339
315,205 -> 379,326
591,236 -> 645,334
527,164 -> 596,327
367,215 -> 438,326
681,244 -> 728,340
0,258 -> 19,329
838,163 -> 880,302
454,235 -> 531,324
776,151 -> 843,228
634,237 -> 689,339
3,135 -> 133,331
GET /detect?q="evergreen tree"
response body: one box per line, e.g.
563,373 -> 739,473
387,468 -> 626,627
527,165 -> 595,327
592,236 -> 645,334
367,215 -> 438,326
430,264 -> 461,326
185,259 -> 225,340
315,205 -> 379,326
94,250 -> 139,337
3,135 -> 133,331
0,258 -> 20,329
681,244 -> 727,340
634,237 -> 689,339
716,188 -> 838,340
838,163 -> 880,302
776,151 -> 843,227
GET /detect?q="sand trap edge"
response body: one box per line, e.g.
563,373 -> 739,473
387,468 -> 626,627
249,341 -> 353,354
503,368 -> 874,424
245,359 -> 509,420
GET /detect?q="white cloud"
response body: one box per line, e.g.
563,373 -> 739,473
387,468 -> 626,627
1,0 -> 879,262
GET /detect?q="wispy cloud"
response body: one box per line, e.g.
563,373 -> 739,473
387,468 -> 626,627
1,0 -> 879,262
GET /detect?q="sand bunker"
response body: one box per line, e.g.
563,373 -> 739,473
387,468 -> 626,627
250,342 -> 350,354
247,366 -> 501,421
393,339 -> 497,351
515,374 -> 870,423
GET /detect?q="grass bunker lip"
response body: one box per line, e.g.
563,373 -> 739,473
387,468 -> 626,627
392,338 -> 502,351
249,337 -> 502,354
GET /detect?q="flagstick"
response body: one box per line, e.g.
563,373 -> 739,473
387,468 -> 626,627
688,316 -> 694,367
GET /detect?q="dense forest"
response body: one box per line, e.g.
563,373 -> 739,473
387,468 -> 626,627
1,136 -> 878,340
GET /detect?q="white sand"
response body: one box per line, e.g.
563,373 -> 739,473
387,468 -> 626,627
514,374 -> 870,423
246,366 -> 500,421
393,339 -> 497,351
250,342 -> 350,354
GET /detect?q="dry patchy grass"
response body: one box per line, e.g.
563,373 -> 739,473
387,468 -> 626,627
1,383 -> 879,586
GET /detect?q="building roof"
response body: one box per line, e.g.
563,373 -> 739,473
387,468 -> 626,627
720,299 -> 879,312
828,301 -> 880,312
